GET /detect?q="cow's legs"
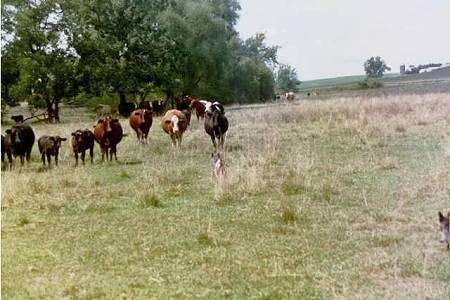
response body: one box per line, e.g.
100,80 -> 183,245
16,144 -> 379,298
89,147 -> 94,163
210,135 -> 217,148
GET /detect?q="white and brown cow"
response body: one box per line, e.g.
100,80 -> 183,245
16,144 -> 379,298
285,92 -> 295,101
161,109 -> 188,147
200,100 -> 228,149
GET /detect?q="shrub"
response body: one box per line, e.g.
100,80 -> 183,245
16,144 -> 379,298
65,92 -> 119,109
281,208 -> 297,223
139,192 -> 162,208
358,78 -> 383,89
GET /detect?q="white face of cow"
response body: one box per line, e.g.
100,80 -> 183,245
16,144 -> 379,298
204,102 -> 213,113
171,115 -> 179,132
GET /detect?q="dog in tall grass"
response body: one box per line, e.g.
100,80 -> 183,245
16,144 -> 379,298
439,212 -> 449,249
211,152 -> 225,184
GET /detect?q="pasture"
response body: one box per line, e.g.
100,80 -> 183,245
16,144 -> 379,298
2,93 -> 450,298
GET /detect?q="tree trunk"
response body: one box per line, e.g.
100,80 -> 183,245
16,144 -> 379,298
119,91 -> 126,104
46,100 -> 55,123
53,98 -> 60,123
165,90 -> 175,108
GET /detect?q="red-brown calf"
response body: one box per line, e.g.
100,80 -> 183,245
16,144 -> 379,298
129,109 -> 152,143
93,116 -> 123,161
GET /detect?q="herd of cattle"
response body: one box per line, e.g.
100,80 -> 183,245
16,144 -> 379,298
1,96 -> 229,170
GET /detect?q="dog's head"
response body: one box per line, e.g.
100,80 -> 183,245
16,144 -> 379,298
439,211 -> 449,249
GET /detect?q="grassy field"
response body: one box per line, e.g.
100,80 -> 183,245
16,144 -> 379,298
2,92 -> 450,298
298,67 -> 450,100
298,75 -> 368,90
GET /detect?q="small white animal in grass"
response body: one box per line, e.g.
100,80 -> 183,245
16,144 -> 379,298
211,152 -> 225,181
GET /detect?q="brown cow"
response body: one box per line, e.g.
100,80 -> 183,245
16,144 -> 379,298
176,95 -> 192,126
1,133 -> 13,170
161,109 -> 188,147
93,116 -> 123,161
38,135 -> 67,166
129,109 -> 152,143
190,100 -> 206,121
71,129 -> 95,166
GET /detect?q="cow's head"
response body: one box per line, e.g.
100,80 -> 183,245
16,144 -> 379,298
71,130 -> 84,149
103,116 -> 113,132
51,136 -> 67,150
439,211 -> 449,249
11,115 -> 24,123
9,125 -> 23,145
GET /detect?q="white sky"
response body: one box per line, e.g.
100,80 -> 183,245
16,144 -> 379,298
236,0 -> 450,80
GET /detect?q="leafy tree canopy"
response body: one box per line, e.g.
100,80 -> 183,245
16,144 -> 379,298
364,56 -> 391,78
1,0 -> 288,119
276,64 -> 301,93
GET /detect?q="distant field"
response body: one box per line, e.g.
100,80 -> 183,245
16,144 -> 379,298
2,90 -> 450,298
299,73 -> 400,91
299,75 -> 368,90
296,68 -> 450,101
299,66 -> 450,97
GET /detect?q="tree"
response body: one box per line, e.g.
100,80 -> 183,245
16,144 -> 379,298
224,33 -> 278,103
364,56 -> 391,78
65,0 -> 168,104
276,64 -> 301,93
2,0 -> 76,122
1,0 -> 282,120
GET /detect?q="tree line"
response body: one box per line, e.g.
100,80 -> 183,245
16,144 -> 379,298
2,0 -> 300,122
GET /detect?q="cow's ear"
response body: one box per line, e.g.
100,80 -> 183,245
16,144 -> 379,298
97,119 -> 104,124
6,129 -> 12,134
60,137 -> 67,141
165,119 -> 171,124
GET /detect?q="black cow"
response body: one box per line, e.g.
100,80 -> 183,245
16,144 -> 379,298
71,129 -> 95,166
202,101 -> 228,149
11,115 -> 24,123
8,123 -> 35,166
118,101 -> 137,118
151,100 -> 165,116
138,100 -> 152,111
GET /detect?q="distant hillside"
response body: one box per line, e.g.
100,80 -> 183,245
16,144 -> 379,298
299,66 -> 450,91
299,73 -> 398,91
299,75 -> 366,90
385,66 -> 450,82
295,67 -> 450,99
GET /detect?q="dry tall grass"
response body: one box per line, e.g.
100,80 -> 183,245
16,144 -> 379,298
2,92 -> 449,298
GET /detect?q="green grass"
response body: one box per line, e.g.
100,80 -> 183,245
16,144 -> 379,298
2,93 -> 450,298
299,74 -> 368,90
